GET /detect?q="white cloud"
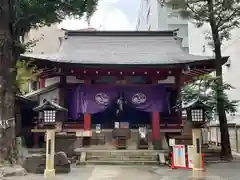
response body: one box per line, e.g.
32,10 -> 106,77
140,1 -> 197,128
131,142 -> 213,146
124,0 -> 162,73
59,0 -> 133,30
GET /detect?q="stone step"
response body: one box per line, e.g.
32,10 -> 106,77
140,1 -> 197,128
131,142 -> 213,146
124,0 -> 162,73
76,149 -> 168,165
86,153 -> 159,159
86,156 -> 158,161
86,154 -> 158,158
83,160 -> 159,165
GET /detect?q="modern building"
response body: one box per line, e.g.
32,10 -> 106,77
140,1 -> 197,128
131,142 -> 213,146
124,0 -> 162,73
137,0 -> 240,122
24,25 -> 64,54
188,23 -> 240,122
136,0 -> 189,52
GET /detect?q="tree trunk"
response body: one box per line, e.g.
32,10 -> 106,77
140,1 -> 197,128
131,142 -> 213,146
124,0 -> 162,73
207,0 -> 232,159
0,0 -> 17,163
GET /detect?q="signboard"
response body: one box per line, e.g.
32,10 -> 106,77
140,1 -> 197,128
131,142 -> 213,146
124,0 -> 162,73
187,145 -> 194,168
96,124 -> 101,133
120,122 -> 129,129
138,127 -> 147,139
114,122 -> 120,128
173,145 -> 186,168
138,127 -> 147,138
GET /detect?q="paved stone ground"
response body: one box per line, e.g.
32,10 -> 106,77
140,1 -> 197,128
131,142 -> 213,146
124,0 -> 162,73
3,162 -> 240,180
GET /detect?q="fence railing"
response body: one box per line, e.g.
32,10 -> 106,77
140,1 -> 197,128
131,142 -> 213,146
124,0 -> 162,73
208,123 -> 240,153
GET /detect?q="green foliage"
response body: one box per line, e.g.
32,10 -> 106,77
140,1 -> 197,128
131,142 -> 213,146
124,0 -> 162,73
181,75 -> 239,120
16,60 -> 38,95
13,0 -> 98,38
166,0 -> 240,45
12,0 -> 99,94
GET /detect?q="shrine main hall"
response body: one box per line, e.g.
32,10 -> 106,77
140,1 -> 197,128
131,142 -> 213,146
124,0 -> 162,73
21,30 -> 227,150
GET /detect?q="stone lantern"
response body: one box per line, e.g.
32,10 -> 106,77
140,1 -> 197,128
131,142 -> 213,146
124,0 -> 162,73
182,98 -> 210,174
33,99 -> 67,177
33,99 -> 67,129
182,98 -> 209,128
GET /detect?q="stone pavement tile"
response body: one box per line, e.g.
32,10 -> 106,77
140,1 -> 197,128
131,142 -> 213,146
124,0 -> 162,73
4,164 -> 239,180
152,163 -> 240,180
205,162 -> 240,180
4,166 -> 94,180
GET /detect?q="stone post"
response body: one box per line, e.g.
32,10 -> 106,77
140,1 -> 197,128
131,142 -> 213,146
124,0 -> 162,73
44,130 -> 56,178
192,128 -> 203,178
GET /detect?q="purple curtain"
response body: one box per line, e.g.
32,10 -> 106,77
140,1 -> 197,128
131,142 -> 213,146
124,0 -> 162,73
123,85 -> 168,112
68,85 -> 169,120
69,85 -> 119,119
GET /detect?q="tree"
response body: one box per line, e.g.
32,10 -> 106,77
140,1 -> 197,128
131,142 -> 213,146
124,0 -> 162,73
181,75 -> 239,120
0,0 -> 16,163
14,0 -> 98,41
0,0 -> 98,163
16,60 -> 38,95
166,0 -> 240,159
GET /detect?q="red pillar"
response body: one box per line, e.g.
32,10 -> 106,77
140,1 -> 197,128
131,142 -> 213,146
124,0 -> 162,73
152,112 -> 160,141
84,79 -> 91,131
39,77 -> 45,88
152,79 -> 160,141
84,113 -> 91,130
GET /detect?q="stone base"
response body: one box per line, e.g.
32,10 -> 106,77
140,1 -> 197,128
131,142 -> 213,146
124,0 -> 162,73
23,152 -> 71,174
44,169 -> 55,177
0,166 -> 27,177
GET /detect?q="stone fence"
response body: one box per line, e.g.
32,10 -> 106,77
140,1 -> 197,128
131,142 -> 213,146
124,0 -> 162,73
208,123 -> 240,153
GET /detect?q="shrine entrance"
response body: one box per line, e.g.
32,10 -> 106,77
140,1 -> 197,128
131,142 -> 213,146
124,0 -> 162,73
91,104 -> 152,129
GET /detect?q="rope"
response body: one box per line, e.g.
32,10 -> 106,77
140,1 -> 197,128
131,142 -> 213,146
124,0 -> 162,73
0,117 -> 15,129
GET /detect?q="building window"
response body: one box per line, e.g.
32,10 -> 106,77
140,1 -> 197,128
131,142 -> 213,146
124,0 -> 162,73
172,3 -> 178,9
146,7 -> 150,23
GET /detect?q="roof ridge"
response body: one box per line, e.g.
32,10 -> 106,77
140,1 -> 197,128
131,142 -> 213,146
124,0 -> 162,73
61,29 -> 176,37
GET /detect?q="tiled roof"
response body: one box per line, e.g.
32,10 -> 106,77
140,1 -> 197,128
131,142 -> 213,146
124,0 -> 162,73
24,83 -> 59,99
21,30 -> 228,66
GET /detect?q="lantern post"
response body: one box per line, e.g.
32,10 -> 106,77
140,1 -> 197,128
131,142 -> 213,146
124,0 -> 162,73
33,99 -> 67,178
182,99 -> 210,177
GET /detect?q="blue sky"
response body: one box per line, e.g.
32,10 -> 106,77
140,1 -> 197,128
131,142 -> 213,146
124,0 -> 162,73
59,0 -> 141,30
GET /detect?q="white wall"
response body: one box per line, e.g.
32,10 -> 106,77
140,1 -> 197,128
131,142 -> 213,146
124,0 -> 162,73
39,88 -> 59,104
45,76 -> 84,87
45,77 -> 61,87
188,23 -> 213,56
24,25 -> 64,54
222,29 -> 240,119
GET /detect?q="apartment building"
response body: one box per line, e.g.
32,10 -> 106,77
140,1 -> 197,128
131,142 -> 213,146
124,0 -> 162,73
137,0 -> 240,122
136,0 -> 189,52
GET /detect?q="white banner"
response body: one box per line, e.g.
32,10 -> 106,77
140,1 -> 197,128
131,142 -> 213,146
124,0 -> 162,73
173,145 -> 186,168
187,145 -> 194,168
